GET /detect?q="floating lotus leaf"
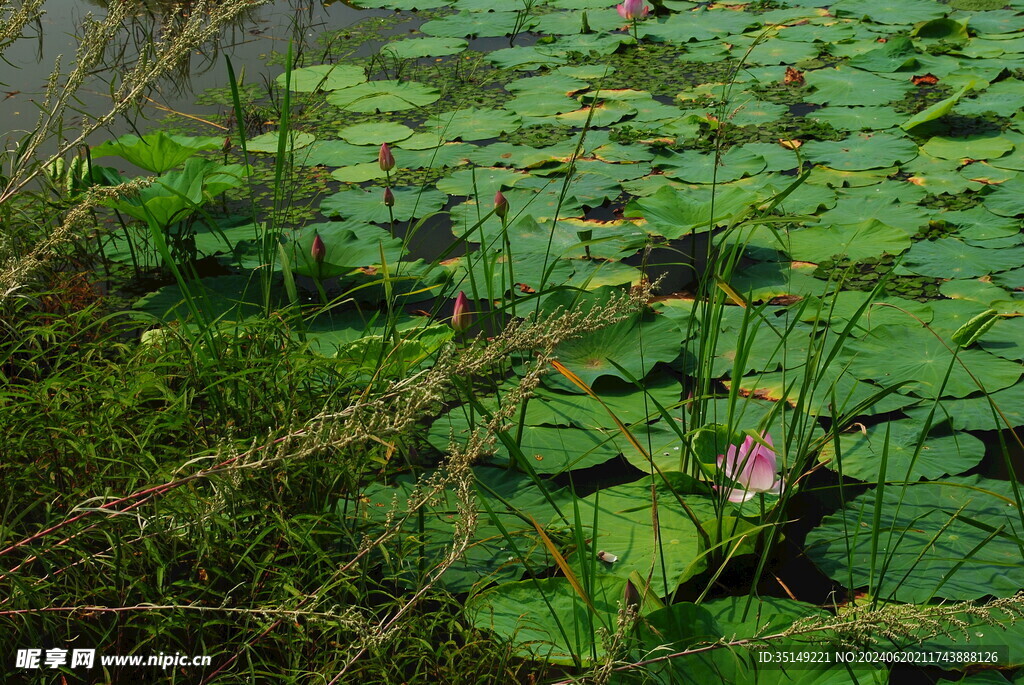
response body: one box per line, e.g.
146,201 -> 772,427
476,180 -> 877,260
542,289 -> 682,390
419,10 -> 531,38
441,251 -> 575,299
710,320 -> 818,378
435,167 -> 528,197
244,131 -> 315,153
901,238 -> 1024,279
289,222 -> 404,278
639,9 -> 758,42
492,215 -> 643,259
565,260 -> 644,290
640,596 -> 887,684
506,91 -> 581,117
379,36 -> 467,59
298,140 -> 377,167
984,176 -> 1024,217
730,368 -> 919,419
326,80 -> 440,112
466,143 -> 559,168
955,78 -> 1024,118
818,195 -> 930,235
846,36 -> 920,72
550,33 -> 630,55
841,324 -> 1023,398
801,132 -> 918,170
784,219 -> 912,262
467,576 -> 628,664
979,316 -> 1024,362
134,275 -> 281,322
730,36 -> 820,65
834,0 -> 946,23
806,476 -> 1024,602
901,151 -> 984,194
905,380 -> 1024,430
804,66 -> 913,106
277,64 -> 365,92
352,467 -> 571,592
531,8 -> 622,34
570,474 -> 714,585
555,100 -> 637,127
427,409 -> 631,473
809,105 -> 903,131
658,147 -> 767,184
427,108 -> 522,141
485,45 -> 567,70
338,121 -> 414,145
819,419 -> 985,481
922,133 -> 1015,163
321,186 -> 447,223
729,261 -> 833,301
625,184 -> 758,239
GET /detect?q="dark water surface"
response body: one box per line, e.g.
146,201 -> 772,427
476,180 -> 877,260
0,0 -> 386,147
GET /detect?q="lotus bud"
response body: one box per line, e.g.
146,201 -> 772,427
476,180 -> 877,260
222,137 -> 231,153
451,291 -> 471,333
378,142 -> 395,172
311,233 -> 326,263
494,190 -> 509,219
383,187 -> 395,207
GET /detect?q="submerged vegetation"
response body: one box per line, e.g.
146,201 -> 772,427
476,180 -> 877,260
3,0 -> 1024,681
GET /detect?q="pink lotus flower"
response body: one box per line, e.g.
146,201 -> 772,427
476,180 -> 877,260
616,0 -> 649,21
452,291 -> 471,333
311,233 -> 326,263
378,142 -> 395,172
717,431 -> 783,503
494,190 -> 509,219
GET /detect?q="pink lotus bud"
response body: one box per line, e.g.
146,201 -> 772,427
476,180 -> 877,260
494,190 -> 509,219
451,291 -> 471,333
383,187 -> 395,207
378,142 -> 395,172
311,233 -> 326,263
616,0 -> 649,20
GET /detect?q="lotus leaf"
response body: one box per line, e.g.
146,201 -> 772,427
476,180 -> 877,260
321,186 -> 447,223
277,64 -> 365,92
326,80 -> 440,112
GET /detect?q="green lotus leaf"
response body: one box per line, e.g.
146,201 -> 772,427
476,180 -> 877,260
818,194 -> 930,235
244,131 -> 315,153
834,0 -> 946,24
570,473 -> 713,585
549,32 -> 630,55
555,99 -> 637,127
91,131 -> 222,174
419,10 -> 531,38
485,45 -> 567,70
133,274 -> 282,322
657,147 -> 767,184
626,184 -> 761,239
784,219 -> 912,262
730,36 -> 821,65
297,140 -> 377,167
955,78 -> 1024,118
640,597 -> 888,684
847,36 -> 920,72
532,9 -> 622,35
466,143 -> 561,168
509,374 -> 683,429
351,466 -> 571,592
639,9 -> 759,42
379,36 -> 467,59
801,132 -> 918,170
540,289 -> 682,390
442,251 -> 575,300
806,476 -> 1024,602
840,324 -> 1022,398
467,576 -> 628,664
819,420 -> 985,481
326,80 -> 440,112
276,64 -> 365,92
901,238 -> 1024,279
506,91 -> 581,117
922,133 -> 1015,162
338,121 -> 414,145
435,166 -> 529,197
107,159 -> 246,227
901,82 -> 974,130
984,176 -> 1024,216
288,222 -> 404,278
905,379 -> 1024,430
809,105 -> 904,131
901,151 -> 985,194
392,142 -> 474,168
804,66 -> 913,106
321,186 -> 447,223
730,367 -> 919,419
978,316 -> 1024,362
426,107 -> 522,141
329,163 -> 388,184
427,408 -> 632,473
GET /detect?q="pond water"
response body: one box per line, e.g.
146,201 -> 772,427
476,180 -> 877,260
0,0 -> 385,144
